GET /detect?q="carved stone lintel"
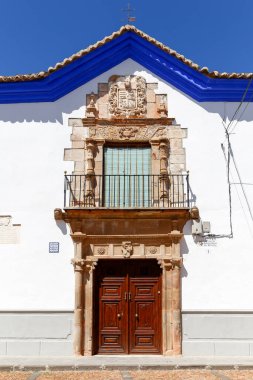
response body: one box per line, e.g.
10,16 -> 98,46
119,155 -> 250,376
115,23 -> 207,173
121,241 -> 133,258
118,126 -> 138,140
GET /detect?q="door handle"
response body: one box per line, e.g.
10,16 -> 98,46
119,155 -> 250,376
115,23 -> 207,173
124,292 -> 128,301
135,314 -> 138,318
117,313 -> 122,319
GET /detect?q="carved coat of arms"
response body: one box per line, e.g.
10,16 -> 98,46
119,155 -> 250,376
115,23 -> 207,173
108,75 -> 147,117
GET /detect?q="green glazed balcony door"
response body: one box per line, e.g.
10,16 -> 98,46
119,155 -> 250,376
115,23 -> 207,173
103,146 -> 151,207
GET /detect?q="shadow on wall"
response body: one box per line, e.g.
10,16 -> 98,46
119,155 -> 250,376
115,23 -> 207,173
55,220 -> 67,235
2,69 -> 253,125
156,75 -> 253,124
0,86 -> 86,124
181,219 -> 192,278
201,100 -> 253,124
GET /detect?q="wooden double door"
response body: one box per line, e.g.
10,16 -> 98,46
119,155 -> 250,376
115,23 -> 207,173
94,259 -> 162,354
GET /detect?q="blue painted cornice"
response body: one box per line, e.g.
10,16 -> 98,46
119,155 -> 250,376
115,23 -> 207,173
0,28 -> 252,103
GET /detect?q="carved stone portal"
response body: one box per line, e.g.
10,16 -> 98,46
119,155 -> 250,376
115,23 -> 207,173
62,74 -> 189,356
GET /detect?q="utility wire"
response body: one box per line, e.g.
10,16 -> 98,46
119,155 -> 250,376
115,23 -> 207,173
221,143 -> 233,238
222,145 -> 253,239
218,76 -> 253,238
226,76 -> 253,132
229,145 -> 253,222
229,86 -> 253,134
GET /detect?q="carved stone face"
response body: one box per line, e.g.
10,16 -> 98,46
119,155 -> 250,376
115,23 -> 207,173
121,241 -> 133,258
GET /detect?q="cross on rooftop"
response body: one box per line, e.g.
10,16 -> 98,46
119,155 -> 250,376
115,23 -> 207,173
122,2 -> 136,23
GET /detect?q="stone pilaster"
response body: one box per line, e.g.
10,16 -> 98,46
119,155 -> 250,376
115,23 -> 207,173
83,260 -> 97,355
159,138 -> 169,175
71,233 -> 85,355
158,256 -> 183,355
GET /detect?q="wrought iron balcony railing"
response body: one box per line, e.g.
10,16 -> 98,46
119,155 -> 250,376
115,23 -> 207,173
64,174 -> 190,209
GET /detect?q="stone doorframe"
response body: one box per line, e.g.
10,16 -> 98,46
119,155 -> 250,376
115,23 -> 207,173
70,230 -> 183,356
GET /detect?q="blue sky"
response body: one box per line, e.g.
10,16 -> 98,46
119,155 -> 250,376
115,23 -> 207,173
0,0 -> 252,76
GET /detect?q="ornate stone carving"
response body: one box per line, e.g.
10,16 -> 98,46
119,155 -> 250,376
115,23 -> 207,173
155,127 -> 167,137
54,208 -> 64,220
189,206 -> 200,220
88,125 -> 168,141
108,75 -> 147,118
85,139 -> 96,175
71,258 -> 86,270
71,258 -> 97,271
121,241 -> 133,258
157,95 -> 168,118
118,126 -> 138,140
158,257 -> 183,270
86,92 -> 97,118
159,139 -> 169,175
148,246 -> 158,255
97,247 -> 106,255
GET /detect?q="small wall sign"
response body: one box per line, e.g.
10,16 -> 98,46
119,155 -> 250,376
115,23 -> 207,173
49,242 -> 59,253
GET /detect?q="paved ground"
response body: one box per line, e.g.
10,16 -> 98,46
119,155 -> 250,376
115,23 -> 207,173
2,355 -> 253,367
2,370 -> 253,380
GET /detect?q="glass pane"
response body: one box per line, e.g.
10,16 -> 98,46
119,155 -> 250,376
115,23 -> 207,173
103,146 -> 151,207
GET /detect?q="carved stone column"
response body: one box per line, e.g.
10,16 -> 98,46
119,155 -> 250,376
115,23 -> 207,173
160,259 -> 173,354
85,139 -> 96,175
83,260 -> 97,355
159,138 -> 169,175
159,254 -> 183,355
171,258 -> 182,355
159,139 -> 169,206
71,233 -> 85,355
85,139 -> 96,206
171,232 -> 183,354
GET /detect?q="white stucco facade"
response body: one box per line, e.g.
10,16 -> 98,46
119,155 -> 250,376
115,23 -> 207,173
1,59 -> 253,356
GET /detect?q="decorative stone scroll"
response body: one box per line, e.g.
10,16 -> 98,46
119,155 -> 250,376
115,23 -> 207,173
109,75 -> 147,117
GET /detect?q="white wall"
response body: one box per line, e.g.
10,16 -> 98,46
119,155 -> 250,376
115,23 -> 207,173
0,59 -> 253,310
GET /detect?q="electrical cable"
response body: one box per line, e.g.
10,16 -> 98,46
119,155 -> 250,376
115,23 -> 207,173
226,76 -> 253,133
228,144 -> 253,223
229,93 -> 253,135
220,142 -> 233,238
215,76 -> 253,239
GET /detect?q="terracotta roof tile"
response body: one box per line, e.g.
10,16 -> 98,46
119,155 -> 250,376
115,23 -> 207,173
0,25 -> 252,83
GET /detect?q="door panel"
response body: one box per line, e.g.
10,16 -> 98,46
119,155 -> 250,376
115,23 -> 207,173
95,260 -> 161,354
129,278 -> 161,353
98,277 -> 128,353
